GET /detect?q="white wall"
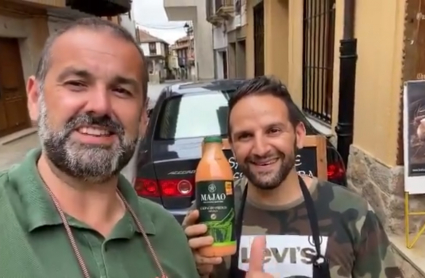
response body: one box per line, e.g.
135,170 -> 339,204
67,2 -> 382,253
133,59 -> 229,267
119,13 -> 136,38
193,0 -> 214,80
158,42 -> 166,56
213,25 -> 228,50
227,0 -> 247,31
140,42 -> 166,56
164,0 -> 214,80
215,51 -> 225,79
168,51 -> 178,69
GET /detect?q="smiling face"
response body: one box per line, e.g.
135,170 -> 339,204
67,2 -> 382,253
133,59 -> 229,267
229,94 -> 305,190
27,27 -> 146,183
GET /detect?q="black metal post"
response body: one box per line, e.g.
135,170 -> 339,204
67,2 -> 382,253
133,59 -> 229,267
335,0 -> 357,166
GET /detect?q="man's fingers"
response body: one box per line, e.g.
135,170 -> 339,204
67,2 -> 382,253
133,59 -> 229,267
248,236 -> 267,272
188,235 -> 214,249
197,264 -> 214,276
182,210 -> 199,227
185,223 -> 208,238
194,254 -> 222,265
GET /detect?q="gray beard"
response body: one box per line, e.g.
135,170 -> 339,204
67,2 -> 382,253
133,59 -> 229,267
37,92 -> 139,184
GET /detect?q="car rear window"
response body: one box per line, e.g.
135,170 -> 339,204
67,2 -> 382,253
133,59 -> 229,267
155,91 -> 235,140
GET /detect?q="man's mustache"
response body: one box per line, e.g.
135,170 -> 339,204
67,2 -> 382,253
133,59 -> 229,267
62,113 -> 124,137
245,152 -> 285,164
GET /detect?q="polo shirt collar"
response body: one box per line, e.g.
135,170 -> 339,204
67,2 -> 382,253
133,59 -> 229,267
8,148 -> 155,236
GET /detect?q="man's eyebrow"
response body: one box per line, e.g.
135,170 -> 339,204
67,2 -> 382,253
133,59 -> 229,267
233,129 -> 251,138
265,122 -> 287,129
111,75 -> 139,89
56,67 -> 139,89
56,67 -> 91,82
232,122 -> 287,137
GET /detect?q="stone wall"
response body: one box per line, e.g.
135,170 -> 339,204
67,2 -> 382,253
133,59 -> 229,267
347,144 -> 425,276
346,144 -> 425,235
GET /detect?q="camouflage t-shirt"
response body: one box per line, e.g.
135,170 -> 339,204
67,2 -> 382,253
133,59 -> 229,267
211,177 -> 403,278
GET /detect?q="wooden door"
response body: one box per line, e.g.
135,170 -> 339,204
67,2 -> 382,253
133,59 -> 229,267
253,1 -> 264,76
0,38 -> 29,137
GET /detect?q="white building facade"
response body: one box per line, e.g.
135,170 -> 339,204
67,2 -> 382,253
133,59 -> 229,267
164,0 -> 214,80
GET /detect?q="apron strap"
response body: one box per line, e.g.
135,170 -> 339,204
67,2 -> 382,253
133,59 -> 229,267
229,181 -> 247,278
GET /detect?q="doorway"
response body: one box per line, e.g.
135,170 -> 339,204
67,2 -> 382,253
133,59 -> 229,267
236,39 -> 246,78
228,42 -> 236,78
221,51 -> 228,79
253,1 -> 264,76
0,38 -> 30,137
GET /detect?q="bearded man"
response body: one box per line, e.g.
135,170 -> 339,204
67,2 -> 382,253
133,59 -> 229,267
183,76 -> 403,278
0,18 -> 198,278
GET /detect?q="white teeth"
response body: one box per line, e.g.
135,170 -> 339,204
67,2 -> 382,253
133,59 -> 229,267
78,127 -> 110,136
256,159 -> 277,166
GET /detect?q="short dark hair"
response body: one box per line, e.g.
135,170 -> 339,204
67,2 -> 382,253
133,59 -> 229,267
35,17 -> 148,101
228,76 -> 301,139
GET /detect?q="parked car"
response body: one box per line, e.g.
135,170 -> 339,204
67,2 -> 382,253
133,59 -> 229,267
135,80 -> 347,223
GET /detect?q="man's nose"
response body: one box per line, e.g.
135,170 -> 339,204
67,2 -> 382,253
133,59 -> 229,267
85,87 -> 112,115
251,135 -> 271,157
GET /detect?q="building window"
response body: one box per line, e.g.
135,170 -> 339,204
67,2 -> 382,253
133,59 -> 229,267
235,0 -> 241,15
149,42 -> 157,55
302,0 -> 336,124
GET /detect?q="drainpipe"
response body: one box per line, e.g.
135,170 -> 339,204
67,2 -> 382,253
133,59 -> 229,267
335,0 -> 357,166
213,25 -> 218,79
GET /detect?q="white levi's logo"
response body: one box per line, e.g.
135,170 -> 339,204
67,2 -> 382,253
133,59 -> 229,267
238,235 -> 329,278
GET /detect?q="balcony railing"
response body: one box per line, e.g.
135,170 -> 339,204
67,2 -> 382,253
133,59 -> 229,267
215,0 -> 234,17
66,0 -> 131,17
206,0 -> 221,25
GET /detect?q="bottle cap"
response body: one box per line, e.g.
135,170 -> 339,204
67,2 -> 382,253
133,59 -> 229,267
203,136 -> 223,143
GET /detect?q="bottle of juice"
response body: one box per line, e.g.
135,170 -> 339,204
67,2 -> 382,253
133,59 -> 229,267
196,136 -> 236,257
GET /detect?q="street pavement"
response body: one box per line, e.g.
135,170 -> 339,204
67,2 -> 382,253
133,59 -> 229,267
0,133 -> 40,172
0,82 -> 175,182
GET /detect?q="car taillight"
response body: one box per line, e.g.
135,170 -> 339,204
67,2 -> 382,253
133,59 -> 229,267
135,178 -> 160,197
135,178 -> 194,197
327,161 -> 345,180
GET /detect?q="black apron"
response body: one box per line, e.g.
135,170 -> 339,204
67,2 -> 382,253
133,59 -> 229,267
228,176 -> 331,278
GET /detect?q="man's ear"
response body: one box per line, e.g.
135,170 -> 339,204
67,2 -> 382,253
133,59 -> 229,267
26,76 -> 40,122
139,109 -> 148,137
139,97 -> 149,137
295,122 -> 306,149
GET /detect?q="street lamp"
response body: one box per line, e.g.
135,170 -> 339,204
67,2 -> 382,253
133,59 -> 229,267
183,22 -> 193,36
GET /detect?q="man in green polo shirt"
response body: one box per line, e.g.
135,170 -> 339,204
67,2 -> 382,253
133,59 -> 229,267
0,18 -> 198,278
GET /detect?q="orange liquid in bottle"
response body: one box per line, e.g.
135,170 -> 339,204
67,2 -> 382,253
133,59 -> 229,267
196,136 -> 237,257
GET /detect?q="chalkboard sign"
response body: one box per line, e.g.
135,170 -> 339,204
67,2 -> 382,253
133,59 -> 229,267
296,135 -> 328,180
207,135 -> 328,181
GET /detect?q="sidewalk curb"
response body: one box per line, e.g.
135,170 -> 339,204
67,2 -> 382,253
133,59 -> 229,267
0,128 -> 37,146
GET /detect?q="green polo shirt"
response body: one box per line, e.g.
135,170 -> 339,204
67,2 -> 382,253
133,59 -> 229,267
0,149 -> 199,278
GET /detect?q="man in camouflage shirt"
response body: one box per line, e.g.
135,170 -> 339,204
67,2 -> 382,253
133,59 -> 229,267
183,76 -> 403,278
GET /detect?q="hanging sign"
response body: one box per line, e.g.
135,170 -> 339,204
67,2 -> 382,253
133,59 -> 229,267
403,80 -> 425,194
